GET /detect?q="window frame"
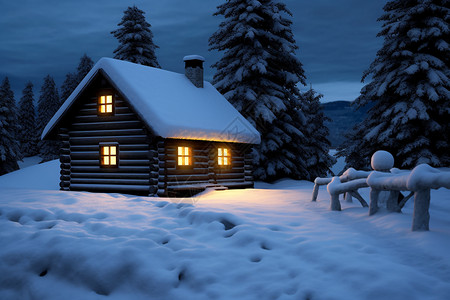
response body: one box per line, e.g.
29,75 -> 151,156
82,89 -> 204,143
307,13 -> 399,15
99,142 -> 119,168
176,145 -> 193,169
217,146 -> 232,168
97,90 -> 115,116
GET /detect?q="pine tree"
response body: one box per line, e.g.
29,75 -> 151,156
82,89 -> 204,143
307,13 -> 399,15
111,5 -> 160,68
0,77 -> 21,175
209,0 -> 308,181
302,88 -> 336,179
60,72 -> 77,104
338,0 -> 449,170
60,54 -> 94,105
37,75 -> 60,162
76,54 -> 94,84
18,82 -> 38,157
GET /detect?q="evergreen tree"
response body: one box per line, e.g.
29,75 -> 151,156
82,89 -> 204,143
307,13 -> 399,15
111,5 -> 160,68
338,0 -> 449,169
18,82 -> 38,157
60,54 -> 94,105
60,72 -> 77,105
76,54 -> 94,84
302,88 -> 336,179
209,0 -> 308,181
37,75 -> 60,162
0,77 -> 21,175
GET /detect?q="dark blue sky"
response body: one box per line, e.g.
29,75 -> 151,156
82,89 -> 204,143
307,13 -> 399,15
0,0 -> 386,103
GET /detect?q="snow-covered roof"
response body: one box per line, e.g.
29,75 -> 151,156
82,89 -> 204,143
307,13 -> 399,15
42,58 -> 260,144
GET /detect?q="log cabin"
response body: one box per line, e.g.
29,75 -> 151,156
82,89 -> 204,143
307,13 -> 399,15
41,56 -> 260,197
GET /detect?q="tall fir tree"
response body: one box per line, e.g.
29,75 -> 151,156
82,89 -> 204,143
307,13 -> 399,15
302,88 -> 336,179
111,5 -> 160,68
60,54 -> 94,105
338,0 -> 449,170
60,72 -> 77,105
209,0 -> 308,181
37,75 -> 60,162
0,77 -> 21,175
76,54 -> 94,84
18,82 -> 38,157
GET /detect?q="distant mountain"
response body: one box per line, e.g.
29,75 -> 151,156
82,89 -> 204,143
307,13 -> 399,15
320,100 -> 371,148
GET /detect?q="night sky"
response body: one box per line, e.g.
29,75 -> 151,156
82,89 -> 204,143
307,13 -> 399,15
0,0 -> 386,103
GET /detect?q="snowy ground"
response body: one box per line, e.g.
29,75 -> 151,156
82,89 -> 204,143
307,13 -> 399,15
0,161 -> 449,300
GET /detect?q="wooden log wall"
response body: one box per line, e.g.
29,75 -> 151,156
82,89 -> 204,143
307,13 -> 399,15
64,88 -> 158,196
158,140 -> 254,196
59,128 -> 70,191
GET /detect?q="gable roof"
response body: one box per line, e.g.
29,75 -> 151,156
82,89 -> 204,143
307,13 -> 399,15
42,58 -> 260,144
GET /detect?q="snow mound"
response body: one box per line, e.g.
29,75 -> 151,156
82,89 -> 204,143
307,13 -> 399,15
0,159 -> 59,190
371,150 -> 394,171
1,162 -> 450,299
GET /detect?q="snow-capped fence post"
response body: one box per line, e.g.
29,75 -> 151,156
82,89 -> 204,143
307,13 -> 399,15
327,177 -> 342,211
386,190 -> 401,213
368,151 -> 395,216
412,189 -> 431,231
369,188 -> 380,216
311,177 -> 332,202
406,164 -> 450,231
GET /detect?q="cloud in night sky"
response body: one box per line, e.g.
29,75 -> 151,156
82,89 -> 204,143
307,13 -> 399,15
0,0 -> 386,102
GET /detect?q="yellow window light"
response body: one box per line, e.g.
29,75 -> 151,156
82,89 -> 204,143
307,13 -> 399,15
177,146 -> 191,166
101,145 -> 118,166
99,94 -> 113,114
218,147 -> 231,166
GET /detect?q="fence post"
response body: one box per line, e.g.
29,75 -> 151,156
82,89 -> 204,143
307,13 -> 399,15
330,192 -> 341,211
369,189 -> 380,215
386,190 -> 401,212
412,189 -> 431,231
312,183 -> 319,202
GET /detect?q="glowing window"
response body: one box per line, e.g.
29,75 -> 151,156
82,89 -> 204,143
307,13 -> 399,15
99,95 -> 113,114
101,145 -> 117,166
218,147 -> 231,166
177,146 -> 191,166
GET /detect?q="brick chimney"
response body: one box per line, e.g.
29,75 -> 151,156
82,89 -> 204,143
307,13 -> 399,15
183,55 -> 205,88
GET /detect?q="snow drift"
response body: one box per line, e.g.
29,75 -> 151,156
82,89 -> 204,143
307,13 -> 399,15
0,161 -> 450,299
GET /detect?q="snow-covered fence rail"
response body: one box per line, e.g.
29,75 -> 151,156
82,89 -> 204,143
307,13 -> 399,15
327,177 -> 369,211
311,150 -> 450,231
311,168 -> 371,203
311,177 -> 332,202
367,164 -> 450,231
312,167 -> 371,209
